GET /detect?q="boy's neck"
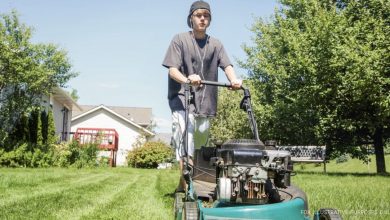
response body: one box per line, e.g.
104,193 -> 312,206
192,30 -> 206,39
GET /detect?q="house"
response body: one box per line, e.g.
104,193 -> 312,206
41,87 -> 81,141
71,105 -> 154,166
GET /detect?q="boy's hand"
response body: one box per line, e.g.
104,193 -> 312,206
230,79 -> 242,90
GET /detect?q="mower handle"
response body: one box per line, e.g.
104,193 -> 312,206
200,80 -> 245,90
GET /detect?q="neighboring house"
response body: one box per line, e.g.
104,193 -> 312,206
71,105 -> 154,166
41,87 -> 81,142
150,132 -> 171,146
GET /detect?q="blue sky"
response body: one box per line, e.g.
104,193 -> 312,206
0,0 -> 279,133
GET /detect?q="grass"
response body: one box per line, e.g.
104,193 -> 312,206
294,155 -> 390,174
0,168 -> 177,220
293,155 -> 390,220
0,155 -> 389,219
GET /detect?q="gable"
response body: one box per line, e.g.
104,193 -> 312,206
71,105 -> 154,136
72,105 -> 151,126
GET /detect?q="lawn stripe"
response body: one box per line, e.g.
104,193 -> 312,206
0,168 -> 97,203
0,172 -> 116,219
62,172 -> 140,219
81,170 -> 173,220
0,171 -> 109,208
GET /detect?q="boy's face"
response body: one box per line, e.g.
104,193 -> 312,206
191,9 -> 210,32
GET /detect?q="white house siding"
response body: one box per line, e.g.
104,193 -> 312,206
71,108 -> 143,166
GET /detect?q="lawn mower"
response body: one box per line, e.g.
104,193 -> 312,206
174,80 -> 342,220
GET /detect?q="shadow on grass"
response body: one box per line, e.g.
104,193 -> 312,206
296,171 -> 390,177
164,192 -> 176,199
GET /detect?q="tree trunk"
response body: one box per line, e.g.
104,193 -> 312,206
373,126 -> 387,174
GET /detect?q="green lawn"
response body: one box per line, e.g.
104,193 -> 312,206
293,155 -> 390,220
0,168 -> 177,220
0,155 -> 389,220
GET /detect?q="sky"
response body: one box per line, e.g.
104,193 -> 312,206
0,0 -> 279,133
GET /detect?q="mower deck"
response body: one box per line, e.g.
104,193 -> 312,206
193,180 -> 215,201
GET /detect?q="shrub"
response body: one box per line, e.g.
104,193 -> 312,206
336,154 -> 350,164
127,141 -> 173,168
72,142 -> 99,168
97,156 -> 110,167
53,141 -> 99,168
385,142 -> 390,155
0,140 -> 99,168
30,148 -> 53,168
0,142 -> 56,168
0,143 -> 30,167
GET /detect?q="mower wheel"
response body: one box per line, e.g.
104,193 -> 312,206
174,192 -> 185,219
181,201 -> 199,220
313,208 -> 342,220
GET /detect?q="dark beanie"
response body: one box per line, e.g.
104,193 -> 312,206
187,1 -> 211,28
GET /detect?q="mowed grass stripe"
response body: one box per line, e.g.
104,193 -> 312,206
81,169 -> 175,220
62,172 -> 140,219
155,169 -> 179,210
0,170 -> 108,207
0,168 -> 99,200
0,172 -> 116,220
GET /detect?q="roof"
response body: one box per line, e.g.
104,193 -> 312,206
72,105 -> 152,126
150,132 -> 171,145
71,104 -> 154,136
52,87 -> 82,111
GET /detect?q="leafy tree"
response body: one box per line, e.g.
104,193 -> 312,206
242,0 -> 389,173
69,88 -> 79,102
6,113 -> 29,151
28,108 -> 39,145
46,110 -> 58,145
41,110 -> 48,144
210,80 -> 264,143
36,109 -> 43,146
0,11 -> 77,145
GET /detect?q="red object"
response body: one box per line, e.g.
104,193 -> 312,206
73,128 -> 118,167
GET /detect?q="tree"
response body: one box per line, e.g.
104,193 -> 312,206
46,110 -> 58,145
69,89 -> 79,102
210,80 -> 265,143
242,0 -> 389,173
36,108 -> 43,146
28,108 -> 39,145
41,110 -> 48,144
0,11 -> 77,145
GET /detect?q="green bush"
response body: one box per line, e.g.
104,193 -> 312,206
97,156 -> 110,167
52,142 -> 73,167
0,140 -> 99,168
385,142 -> 390,155
53,141 -> 99,168
30,148 -> 53,167
127,141 -> 173,168
336,154 -> 350,164
0,143 -> 29,167
0,143 -> 54,167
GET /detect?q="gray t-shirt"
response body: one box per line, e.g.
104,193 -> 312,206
162,31 -> 232,117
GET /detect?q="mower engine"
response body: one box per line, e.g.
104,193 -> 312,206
213,139 -> 292,204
